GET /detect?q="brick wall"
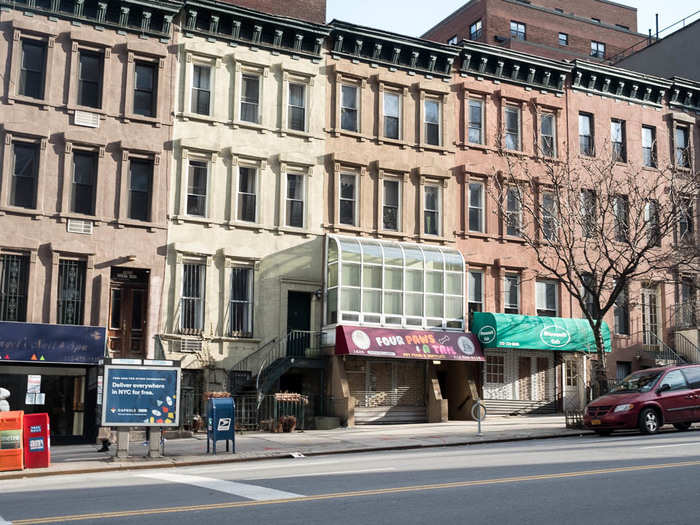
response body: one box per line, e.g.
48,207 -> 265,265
219,0 -> 326,24
534,0 -> 637,31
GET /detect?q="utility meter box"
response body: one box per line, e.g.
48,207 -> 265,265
206,397 -> 235,454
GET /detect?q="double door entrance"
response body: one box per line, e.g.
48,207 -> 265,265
108,268 -> 149,358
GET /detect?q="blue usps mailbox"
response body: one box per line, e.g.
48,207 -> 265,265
206,397 -> 235,454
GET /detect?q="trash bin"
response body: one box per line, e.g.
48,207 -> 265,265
0,410 -> 24,472
207,397 -> 235,454
23,413 -> 50,469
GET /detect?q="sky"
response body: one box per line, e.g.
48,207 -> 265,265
326,0 -> 699,40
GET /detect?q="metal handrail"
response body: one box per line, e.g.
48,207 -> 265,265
231,336 -> 279,373
641,330 -> 687,365
674,332 -> 700,364
668,302 -> 698,331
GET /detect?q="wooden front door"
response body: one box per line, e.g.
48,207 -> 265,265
108,268 -> 149,358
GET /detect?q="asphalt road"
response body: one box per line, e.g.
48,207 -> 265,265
2,428 -> 700,525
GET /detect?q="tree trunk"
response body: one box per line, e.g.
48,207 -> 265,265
592,327 -> 609,398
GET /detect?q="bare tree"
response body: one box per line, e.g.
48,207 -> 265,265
490,140 -> 698,394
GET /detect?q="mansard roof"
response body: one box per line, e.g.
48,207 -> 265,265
328,20 -> 460,80
669,77 -> 700,114
457,40 -> 572,93
181,0 -> 330,60
571,60 -> 672,107
1,0 -> 181,39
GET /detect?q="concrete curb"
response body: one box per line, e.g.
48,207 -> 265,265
0,429 -> 592,480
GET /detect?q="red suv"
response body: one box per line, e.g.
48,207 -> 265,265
584,365 -> 700,435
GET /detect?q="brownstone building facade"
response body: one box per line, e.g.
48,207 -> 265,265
423,0 -> 648,62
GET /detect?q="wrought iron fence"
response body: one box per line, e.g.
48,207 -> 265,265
232,394 -> 339,431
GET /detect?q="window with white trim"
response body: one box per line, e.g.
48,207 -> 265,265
504,105 -> 520,151
505,187 -> 522,237
181,262 -> 205,333
383,91 -> 401,140
424,184 -> 441,236
424,98 -> 441,146
187,160 -> 208,217
468,269 -> 483,328
675,126 -> 690,168
286,172 -> 305,228
288,82 -> 306,131
240,73 -> 260,124
581,189 -> 597,238
230,267 -> 253,337
469,181 -> 484,233
191,64 -> 211,115
590,41 -> 606,59
470,20 -> 483,40
468,98 -> 483,144
541,191 -> 557,241
486,355 -> 505,383
339,173 -> 357,226
510,21 -> 526,40
383,179 -> 400,231
540,112 -> 556,157
679,197 -> 694,243
341,84 -> 359,132
536,279 -> 558,317
504,273 -> 520,314
642,126 -> 656,167
237,166 -> 257,223
611,119 -> 626,162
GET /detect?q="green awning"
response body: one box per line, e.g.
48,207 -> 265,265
471,312 -> 611,352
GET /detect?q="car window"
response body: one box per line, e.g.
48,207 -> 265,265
681,367 -> 700,389
660,370 -> 688,391
611,370 -> 662,393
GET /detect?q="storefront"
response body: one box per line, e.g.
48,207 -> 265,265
333,326 -> 484,424
0,321 -> 106,443
472,313 -> 611,415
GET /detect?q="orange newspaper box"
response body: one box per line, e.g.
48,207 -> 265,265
23,413 -> 50,469
0,410 -> 24,472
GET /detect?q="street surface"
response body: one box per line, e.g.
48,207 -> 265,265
2,428 -> 700,524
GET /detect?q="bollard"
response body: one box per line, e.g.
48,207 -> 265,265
471,401 -> 487,436
116,429 -> 129,458
149,428 -> 162,458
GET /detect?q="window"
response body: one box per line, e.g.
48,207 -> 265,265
504,106 -> 520,151
504,274 -> 520,314
240,74 -> 260,124
383,179 -> 400,231
645,199 -> 661,247
470,20 -> 483,40
71,151 -> 97,216
288,83 -> 306,131
339,173 -> 356,226
682,367 -> 700,389
614,194 -> 629,242
128,159 -> 153,222
384,92 -> 400,140
614,285 -> 630,335
642,126 -> 656,167
660,370 -> 688,391
675,126 -> 690,168
590,41 -> 605,58
191,64 -> 211,115
536,280 -> 558,317
286,173 -> 305,228
581,189 -> 597,238
558,33 -> 568,46
11,142 -> 38,209
0,253 -> 30,322
486,355 -> 505,383
468,98 -> 483,144
505,187 -> 522,237
469,181 -> 484,232
77,50 -> 102,108
181,262 -> 205,332
541,113 -> 555,157
616,361 -> 632,382
57,259 -> 86,325
679,197 -> 694,242
187,160 -> 208,217
424,185 -> 441,236
237,166 -> 257,222
341,84 -> 358,132
579,113 -> 594,156
566,361 -> 578,387
424,99 -> 441,146
468,270 -> 483,325
611,119 -> 626,162
541,192 -> 557,241
19,39 -> 46,99
230,267 -> 253,337
134,61 -> 156,117
581,273 -> 599,317
510,21 -> 526,40
447,35 -> 458,45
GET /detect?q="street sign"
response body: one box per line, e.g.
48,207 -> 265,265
102,365 -> 181,427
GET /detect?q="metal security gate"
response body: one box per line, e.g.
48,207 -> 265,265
346,358 -> 426,424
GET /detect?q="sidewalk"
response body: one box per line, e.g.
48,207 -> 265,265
0,416 -> 592,480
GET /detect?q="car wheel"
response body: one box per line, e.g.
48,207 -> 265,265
595,430 -> 613,436
673,422 -> 692,431
639,407 -> 660,434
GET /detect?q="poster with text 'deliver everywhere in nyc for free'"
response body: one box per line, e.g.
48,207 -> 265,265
102,366 -> 181,427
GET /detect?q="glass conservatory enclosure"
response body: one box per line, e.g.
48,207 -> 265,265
325,235 -> 465,330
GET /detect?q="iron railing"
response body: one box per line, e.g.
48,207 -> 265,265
640,330 -> 687,366
674,332 -> 700,364
232,393 -> 337,431
668,302 -> 698,331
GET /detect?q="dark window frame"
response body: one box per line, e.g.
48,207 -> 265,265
133,61 -> 157,117
10,141 -> 39,209
57,258 -> 86,326
71,150 -> 98,216
229,266 -> 254,337
128,158 -> 153,222
0,253 -> 30,322
77,49 -> 103,109
19,38 -> 47,100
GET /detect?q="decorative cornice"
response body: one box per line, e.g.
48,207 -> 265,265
181,0 -> 330,60
328,20 -> 459,80
571,60 -> 672,107
0,0 -> 180,39
458,40 -> 571,93
669,76 -> 700,113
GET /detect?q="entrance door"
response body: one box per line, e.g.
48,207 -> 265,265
286,291 -> 311,357
641,285 -> 660,347
518,357 -> 532,400
563,358 -> 583,411
108,268 -> 149,358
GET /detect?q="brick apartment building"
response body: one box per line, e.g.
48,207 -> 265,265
423,0 -> 649,62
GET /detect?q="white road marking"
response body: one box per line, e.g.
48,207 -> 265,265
640,442 -> 700,450
138,472 -> 303,501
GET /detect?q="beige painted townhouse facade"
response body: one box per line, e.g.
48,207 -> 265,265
158,1 -> 330,405
0,0 -> 179,441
